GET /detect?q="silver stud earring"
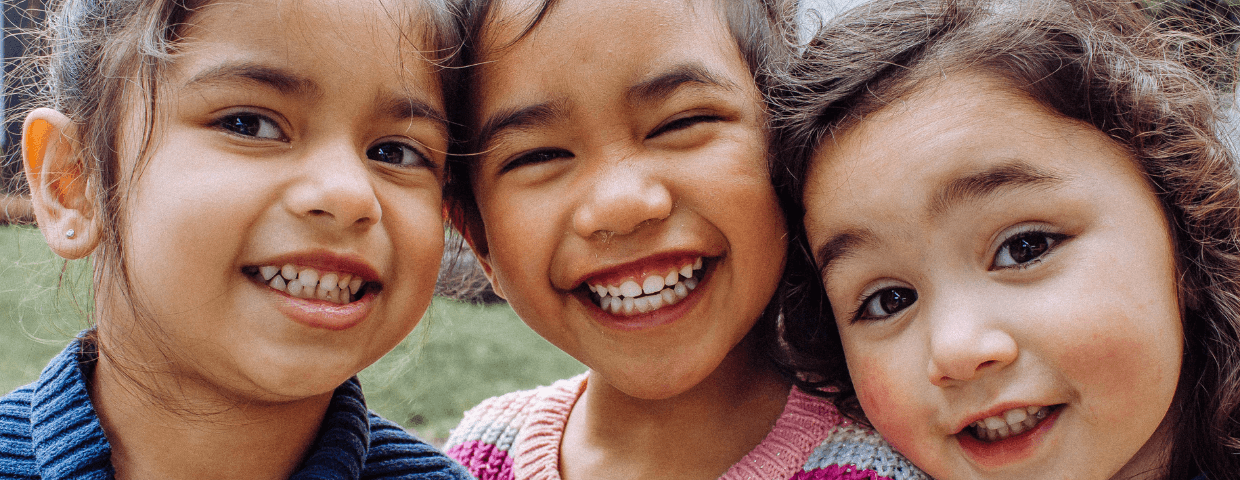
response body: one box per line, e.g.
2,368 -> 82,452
65,229 -> 75,239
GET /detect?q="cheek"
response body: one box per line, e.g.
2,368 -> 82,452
847,346 -> 924,452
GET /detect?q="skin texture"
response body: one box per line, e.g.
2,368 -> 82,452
23,0 -> 447,478
801,73 -> 1181,480
465,0 -> 790,477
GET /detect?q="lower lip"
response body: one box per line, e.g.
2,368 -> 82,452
957,407 -> 1062,469
583,268 -> 709,331
270,287 -> 375,331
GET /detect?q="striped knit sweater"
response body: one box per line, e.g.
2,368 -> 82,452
444,373 -> 928,480
0,337 -> 473,480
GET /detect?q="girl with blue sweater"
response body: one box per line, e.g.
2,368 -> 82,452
0,0 -> 471,478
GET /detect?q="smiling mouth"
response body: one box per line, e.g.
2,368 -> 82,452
242,264 -> 382,305
585,257 -> 705,316
967,405 -> 1061,442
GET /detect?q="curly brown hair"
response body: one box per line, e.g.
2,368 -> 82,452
769,1 -> 1240,478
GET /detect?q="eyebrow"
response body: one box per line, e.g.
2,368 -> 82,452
929,161 -> 1064,217
185,63 -> 322,98
625,63 -> 738,106
811,161 -> 1064,278
377,95 -> 450,133
474,99 -> 569,153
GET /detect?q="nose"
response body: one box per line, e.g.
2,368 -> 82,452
285,141 -> 381,230
925,293 -> 1019,386
571,159 -> 672,240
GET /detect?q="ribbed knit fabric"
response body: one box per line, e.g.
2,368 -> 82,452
444,373 -> 928,480
0,337 -> 472,480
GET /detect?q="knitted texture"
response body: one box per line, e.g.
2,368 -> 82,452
444,373 -> 929,480
0,337 -> 472,480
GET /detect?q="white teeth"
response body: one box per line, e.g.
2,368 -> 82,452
299,269 -> 319,289
288,279 -> 305,297
587,257 -> 706,317
660,288 -> 677,305
970,406 -> 1052,442
252,264 -> 367,303
642,276 -> 663,295
620,280 -> 643,298
1004,408 -> 1027,425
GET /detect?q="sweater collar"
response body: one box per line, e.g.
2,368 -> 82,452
30,335 -> 374,480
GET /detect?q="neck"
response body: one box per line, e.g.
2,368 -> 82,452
88,345 -> 331,480
561,336 -> 791,480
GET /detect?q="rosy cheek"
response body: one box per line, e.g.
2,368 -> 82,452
851,357 -> 920,451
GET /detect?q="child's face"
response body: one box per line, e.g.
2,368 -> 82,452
801,74 -> 1182,478
467,0 -> 786,399
109,0 -> 446,400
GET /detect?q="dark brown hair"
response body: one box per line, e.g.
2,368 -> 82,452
769,1 -> 1240,478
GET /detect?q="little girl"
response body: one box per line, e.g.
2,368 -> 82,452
772,0 -> 1240,478
0,0 -> 471,478
441,0 -> 927,478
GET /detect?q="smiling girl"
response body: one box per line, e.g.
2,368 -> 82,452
772,0 -> 1240,478
0,0 -> 471,478
440,0 -> 927,479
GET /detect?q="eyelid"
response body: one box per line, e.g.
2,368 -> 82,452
647,113 -> 724,140
847,278 -> 913,323
369,137 -> 440,170
212,107 -> 291,141
987,222 -> 1071,271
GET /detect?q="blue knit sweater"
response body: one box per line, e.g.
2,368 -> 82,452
0,337 -> 472,480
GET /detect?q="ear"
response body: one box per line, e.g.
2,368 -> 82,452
23,108 -> 101,260
457,225 -> 504,300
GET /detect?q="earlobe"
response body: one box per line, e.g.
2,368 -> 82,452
23,108 -> 101,260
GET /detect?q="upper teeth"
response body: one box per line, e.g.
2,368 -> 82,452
969,405 -> 1050,442
587,257 -> 703,316
251,264 -> 365,305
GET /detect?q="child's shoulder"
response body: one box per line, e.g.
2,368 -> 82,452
799,421 -> 930,480
362,411 -> 473,480
723,387 -> 930,480
442,372 -> 588,480
0,383 -> 37,474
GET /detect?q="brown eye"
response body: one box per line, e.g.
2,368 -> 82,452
367,142 -> 430,169
218,113 -> 284,140
993,231 -> 1067,269
859,287 -> 917,320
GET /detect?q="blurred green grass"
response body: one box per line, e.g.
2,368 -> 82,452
0,225 -> 585,443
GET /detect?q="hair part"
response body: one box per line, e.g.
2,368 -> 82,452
769,1 -> 1240,477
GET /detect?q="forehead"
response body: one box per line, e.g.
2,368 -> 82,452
804,73 -> 1130,225
171,0 -> 443,101
474,0 -> 746,110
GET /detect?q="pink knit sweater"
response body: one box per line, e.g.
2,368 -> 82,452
444,373 -> 928,480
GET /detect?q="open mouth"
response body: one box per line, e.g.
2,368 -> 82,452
966,404 -> 1062,442
585,257 -> 706,316
242,264 -> 382,305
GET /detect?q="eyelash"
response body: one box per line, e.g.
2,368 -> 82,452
646,114 -> 723,139
500,148 -> 573,174
216,111 -> 287,141
990,226 -> 1070,271
845,227 -> 1070,323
